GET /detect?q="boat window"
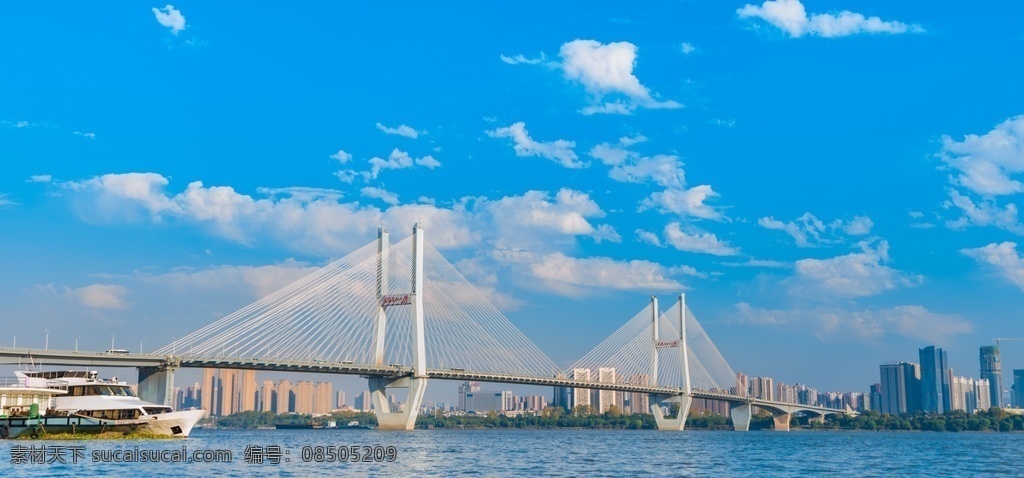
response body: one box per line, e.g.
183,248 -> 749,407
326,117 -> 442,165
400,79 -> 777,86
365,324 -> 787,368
143,406 -> 172,415
112,386 -> 131,396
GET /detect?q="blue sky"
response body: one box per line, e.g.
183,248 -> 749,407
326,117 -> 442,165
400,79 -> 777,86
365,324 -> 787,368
3,1 -> 1024,398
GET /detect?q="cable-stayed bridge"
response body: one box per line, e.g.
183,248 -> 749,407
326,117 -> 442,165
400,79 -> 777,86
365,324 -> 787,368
0,225 -> 848,431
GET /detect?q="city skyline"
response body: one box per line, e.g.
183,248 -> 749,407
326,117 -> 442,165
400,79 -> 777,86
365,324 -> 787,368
2,2 -> 1024,393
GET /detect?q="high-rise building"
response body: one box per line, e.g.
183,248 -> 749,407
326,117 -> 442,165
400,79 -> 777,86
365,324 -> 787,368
919,346 -> 950,413
294,381 -> 315,414
276,380 -> 294,414
458,382 -> 481,411
975,378 -> 992,412
571,369 -> 591,410
464,391 -> 511,413
355,391 -> 371,412
879,362 -> 921,414
313,382 -> 333,414
750,377 -> 774,401
237,370 -> 257,413
869,383 -> 882,412
336,390 -> 347,409
260,380 -> 276,412
201,368 -> 217,415
596,367 -> 617,413
1014,370 -> 1024,408
980,346 -> 1003,408
949,375 -> 976,412
626,373 -> 650,415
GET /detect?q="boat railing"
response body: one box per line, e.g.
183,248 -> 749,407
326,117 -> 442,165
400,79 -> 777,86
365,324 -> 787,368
45,379 -> 70,391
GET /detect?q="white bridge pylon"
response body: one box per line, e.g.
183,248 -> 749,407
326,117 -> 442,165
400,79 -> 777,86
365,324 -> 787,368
570,294 -> 743,430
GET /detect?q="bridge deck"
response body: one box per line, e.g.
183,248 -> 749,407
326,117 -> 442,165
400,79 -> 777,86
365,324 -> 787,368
0,349 -> 845,416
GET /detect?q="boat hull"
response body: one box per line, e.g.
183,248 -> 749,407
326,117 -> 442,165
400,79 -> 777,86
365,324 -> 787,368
140,409 -> 207,437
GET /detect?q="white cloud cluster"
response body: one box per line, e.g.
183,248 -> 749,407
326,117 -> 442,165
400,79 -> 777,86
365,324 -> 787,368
737,0 -> 920,38
152,5 -> 186,35
0,193 -> 17,209
486,122 -> 584,169
733,303 -> 971,344
961,242 -> 1024,291
64,284 -> 129,310
758,212 -> 873,247
680,43 -> 696,55
790,239 -> 921,298
28,175 -> 53,183
329,150 -> 352,164
360,186 -> 399,206
60,173 -> 684,297
639,185 -> 724,221
589,136 -> 724,221
939,117 -> 1024,234
941,116 -> 1024,197
663,222 -> 738,256
529,253 -> 684,296
375,122 -> 422,139
336,148 -> 441,183
559,40 -> 682,115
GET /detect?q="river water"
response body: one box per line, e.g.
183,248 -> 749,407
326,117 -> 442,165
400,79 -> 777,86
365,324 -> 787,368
2,428 -> 1021,476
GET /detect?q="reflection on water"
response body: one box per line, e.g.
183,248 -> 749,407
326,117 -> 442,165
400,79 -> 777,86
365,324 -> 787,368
3,428 -> 1022,476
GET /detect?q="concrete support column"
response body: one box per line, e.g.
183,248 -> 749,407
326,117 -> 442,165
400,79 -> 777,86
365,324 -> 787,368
773,412 -> 791,431
809,414 -> 825,425
369,376 -> 427,430
138,366 -> 175,406
730,403 -> 752,431
651,394 -> 692,431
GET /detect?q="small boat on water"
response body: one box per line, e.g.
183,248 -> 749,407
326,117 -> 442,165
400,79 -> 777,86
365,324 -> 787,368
1,370 -> 206,438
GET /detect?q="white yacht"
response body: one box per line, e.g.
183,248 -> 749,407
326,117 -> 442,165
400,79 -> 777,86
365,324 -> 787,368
13,370 -> 207,437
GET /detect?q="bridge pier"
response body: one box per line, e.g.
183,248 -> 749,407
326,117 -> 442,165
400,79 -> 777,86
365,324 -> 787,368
138,364 -> 176,406
729,403 -> 752,431
772,412 -> 791,431
369,376 -> 427,430
651,394 -> 692,431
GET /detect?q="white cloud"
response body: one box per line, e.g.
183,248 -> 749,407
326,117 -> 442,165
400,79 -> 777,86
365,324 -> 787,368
484,189 -> 618,248
588,135 -> 647,166
737,0 -> 920,38
73,131 -> 96,139
732,303 -> 971,343
360,186 -> 400,206
329,150 -> 352,164
758,212 -> 873,246
940,115 -> 1024,197
908,210 -> 924,219
663,222 -> 738,256
0,193 -> 16,209
152,5 -> 186,35
559,39 -> 682,115
486,122 -> 584,168
961,242 -> 1024,291
681,42 -> 696,55
65,284 -> 129,310
28,175 -> 52,183
844,215 -> 874,235
529,253 -> 684,296
375,122 -> 422,139
499,53 -> 553,66
942,189 -> 1024,234
367,149 -> 442,179
640,185 -> 724,221
138,259 -> 320,299
719,259 -> 789,268
63,173 -> 619,254
609,154 -> 686,189
635,229 -> 663,247
790,240 -> 921,298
